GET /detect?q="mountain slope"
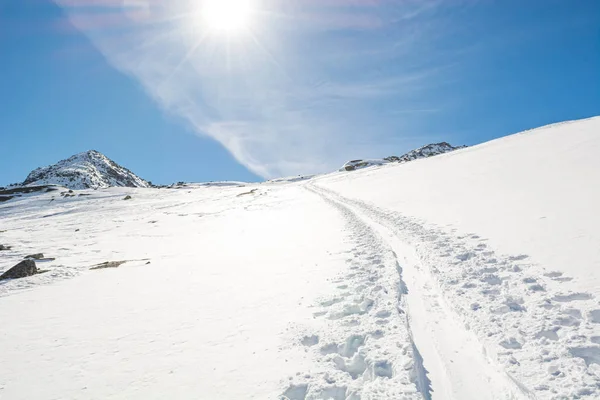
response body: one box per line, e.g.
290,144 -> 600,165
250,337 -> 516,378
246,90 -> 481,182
0,117 -> 599,399
22,150 -> 150,189
317,116 -> 600,399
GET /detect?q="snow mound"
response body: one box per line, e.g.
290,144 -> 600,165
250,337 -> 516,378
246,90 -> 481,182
22,150 -> 150,190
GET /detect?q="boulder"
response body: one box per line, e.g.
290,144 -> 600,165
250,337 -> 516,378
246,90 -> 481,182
25,253 -> 44,260
90,260 -> 128,270
0,244 -> 12,251
0,260 -> 37,280
123,195 -> 132,200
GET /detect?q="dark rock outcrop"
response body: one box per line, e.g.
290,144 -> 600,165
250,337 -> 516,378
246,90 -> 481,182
24,253 -> 45,260
0,260 -> 37,280
0,185 -> 60,203
340,142 -> 467,172
90,261 -> 129,270
393,142 -> 467,163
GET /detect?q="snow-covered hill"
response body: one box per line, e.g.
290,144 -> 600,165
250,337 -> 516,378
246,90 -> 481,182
21,150 -> 150,189
340,142 -> 465,171
0,117 -> 599,400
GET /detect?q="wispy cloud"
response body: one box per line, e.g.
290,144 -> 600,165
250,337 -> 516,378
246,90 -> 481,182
54,0 -> 462,178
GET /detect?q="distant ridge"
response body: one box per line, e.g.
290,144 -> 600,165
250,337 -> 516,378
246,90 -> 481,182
341,142 -> 466,171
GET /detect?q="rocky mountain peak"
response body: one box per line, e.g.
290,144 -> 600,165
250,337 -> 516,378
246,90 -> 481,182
21,150 -> 150,189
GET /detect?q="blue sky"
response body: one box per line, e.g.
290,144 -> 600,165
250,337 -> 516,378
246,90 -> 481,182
1,0 -> 598,186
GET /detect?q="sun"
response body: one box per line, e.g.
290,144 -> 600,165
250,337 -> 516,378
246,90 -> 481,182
199,0 -> 255,34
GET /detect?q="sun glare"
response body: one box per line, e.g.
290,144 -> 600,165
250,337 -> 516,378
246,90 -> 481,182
199,0 -> 254,34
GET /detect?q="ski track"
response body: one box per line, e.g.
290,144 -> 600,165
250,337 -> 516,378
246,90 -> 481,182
302,183 -> 600,400
280,185 -> 428,400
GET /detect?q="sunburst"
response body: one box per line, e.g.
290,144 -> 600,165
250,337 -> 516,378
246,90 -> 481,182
197,0 -> 255,34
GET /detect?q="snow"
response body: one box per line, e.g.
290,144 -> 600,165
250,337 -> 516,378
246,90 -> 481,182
1,117 -> 599,399
267,175 -> 316,184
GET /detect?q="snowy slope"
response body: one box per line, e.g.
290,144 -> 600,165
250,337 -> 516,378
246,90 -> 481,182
315,116 -> 600,399
0,117 -> 599,400
21,150 -> 150,189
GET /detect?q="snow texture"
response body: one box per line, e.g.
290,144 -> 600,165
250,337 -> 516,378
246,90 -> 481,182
0,117 -> 599,399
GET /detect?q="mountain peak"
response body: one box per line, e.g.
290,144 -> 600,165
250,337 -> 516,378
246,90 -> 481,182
22,150 -> 150,190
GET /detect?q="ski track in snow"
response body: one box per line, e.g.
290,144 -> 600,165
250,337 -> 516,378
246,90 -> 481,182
280,186 -> 426,400
303,183 -> 600,400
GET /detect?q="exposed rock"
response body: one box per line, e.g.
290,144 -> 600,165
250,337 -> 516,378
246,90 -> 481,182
0,185 -> 60,202
341,160 -> 386,172
0,244 -> 12,251
90,260 -> 129,270
0,260 -> 37,280
123,195 -> 132,200
340,142 -> 466,172
236,189 -> 258,197
24,253 -> 54,261
0,185 -> 57,196
394,142 -> 467,163
25,253 -> 44,259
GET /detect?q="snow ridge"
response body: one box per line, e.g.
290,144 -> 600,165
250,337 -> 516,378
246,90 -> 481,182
391,142 -> 467,164
340,142 -> 465,171
22,150 -> 150,190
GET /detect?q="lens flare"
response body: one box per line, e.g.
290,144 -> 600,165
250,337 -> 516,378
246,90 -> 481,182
199,0 -> 254,34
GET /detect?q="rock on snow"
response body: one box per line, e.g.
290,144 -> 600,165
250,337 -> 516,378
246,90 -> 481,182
340,142 -> 466,171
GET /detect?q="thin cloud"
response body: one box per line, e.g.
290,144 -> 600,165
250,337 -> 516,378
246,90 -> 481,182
54,0 -> 461,178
